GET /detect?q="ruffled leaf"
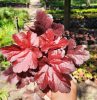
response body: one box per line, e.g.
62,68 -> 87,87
40,29 -> 68,52
28,10 -> 64,36
34,10 -> 53,34
67,45 -> 90,65
52,23 -> 64,37
35,65 -> 71,93
1,32 -> 41,73
48,50 -> 76,74
1,45 -> 22,62
12,50 -> 38,73
3,67 -> 34,88
13,31 -> 39,49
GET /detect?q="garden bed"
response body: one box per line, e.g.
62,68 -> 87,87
47,8 -> 97,30
42,0 -> 97,30
0,2 -> 29,7
0,7 -> 29,47
0,0 -> 29,7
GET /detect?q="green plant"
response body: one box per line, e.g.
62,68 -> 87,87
0,25 -> 14,47
0,61 -> 10,70
40,0 -> 64,7
73,68 -> 93,82
0,7 -> 29,47
0,0 -> 29,4
47,8 -> 97,20
73,50 -> 97,82
0,88 -> 9,100
72,8 -> 97,13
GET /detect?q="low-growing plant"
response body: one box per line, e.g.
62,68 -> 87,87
64,30 -> 96,45
47,8 -> 97,20
72,8 -> 97,13
73,68 -> 93,82
0,88 -> 9,100
0,61 -> 10,70
0,10 -> 90,94
0,0 -> 29,4
0,7 -> 29,47
0,25 -> 14,47
41,0 -> 64,9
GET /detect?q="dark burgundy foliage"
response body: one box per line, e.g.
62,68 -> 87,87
64,30 -> 97,45
29,10 -> 64,36
0,10 -> 90,93
3,66 -> 35,88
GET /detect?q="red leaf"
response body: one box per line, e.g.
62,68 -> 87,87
13,50 -> 38,73
13,31 -> 39,49
67,45 -> 90,65
48,50 -> 75,74
40,29 -> 68,52
68,39 -> 76,49
53,57 -> 76,74
36,10 -> 53,30
13,32 -> 29,49
28,10 -> 65,36
35,65 -> 71,93
26,31 -> 39,47
35,49 -> 75,92
1,31 -> 41,73
1,45 -> 22,62
34,10 -> 53,35
48,49 -> 65,64
3,66 -> 20,84
52,23 -> 64,37
3,67 -> 34,88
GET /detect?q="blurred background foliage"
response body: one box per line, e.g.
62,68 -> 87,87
0,0 -> 30,4
0,7 -> 29,47
0,88 -> 9,100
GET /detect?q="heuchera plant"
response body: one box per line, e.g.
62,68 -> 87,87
0,10 -> 90,93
